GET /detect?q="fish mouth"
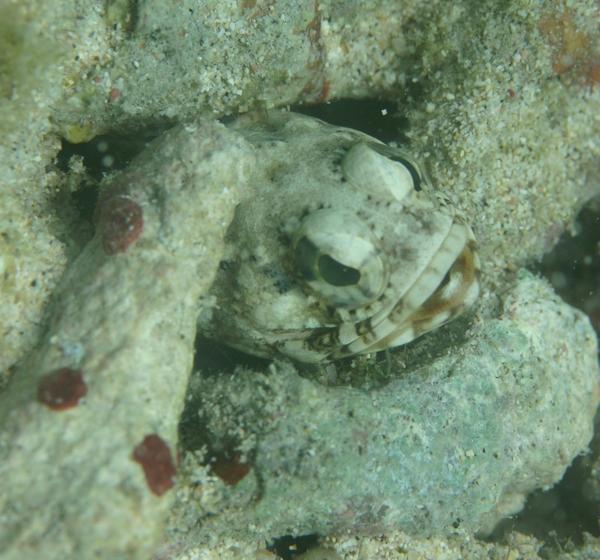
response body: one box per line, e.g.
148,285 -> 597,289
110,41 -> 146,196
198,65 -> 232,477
356,240 -> 481,356
277,231 -> 480,364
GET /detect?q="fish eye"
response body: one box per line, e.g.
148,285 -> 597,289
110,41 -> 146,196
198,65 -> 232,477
386,153 -> 422,192
342,142 -> 427,200
317,254 -> 361,286
291,210 -> 387,309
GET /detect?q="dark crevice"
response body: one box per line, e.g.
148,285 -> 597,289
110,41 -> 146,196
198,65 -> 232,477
292,97 -> 409,144
267,533 -> 320,559
55,129 -> 160,180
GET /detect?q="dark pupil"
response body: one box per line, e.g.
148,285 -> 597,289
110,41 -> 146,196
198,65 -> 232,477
294,237 -> 319,281
390,155 -> 422,192
318,255 -> 360,286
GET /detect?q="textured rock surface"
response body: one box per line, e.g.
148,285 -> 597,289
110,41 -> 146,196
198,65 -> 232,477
173,272 -> 599,544
0,1 -> 108,377
0,121 -> 252,560
404,0 -> 600,284
54,0 -> 415,134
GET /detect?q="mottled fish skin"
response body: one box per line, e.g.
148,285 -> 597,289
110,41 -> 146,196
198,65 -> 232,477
199,111 -> 480,363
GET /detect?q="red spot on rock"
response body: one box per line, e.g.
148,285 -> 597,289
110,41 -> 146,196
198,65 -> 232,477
539,9 -> 598,87
109,87 -> 122,102
99,195 -> 143,255
211,454 -> 251,486
587,59 -> 600,88
37,368 -> 87,411
132,434 -> 176,496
